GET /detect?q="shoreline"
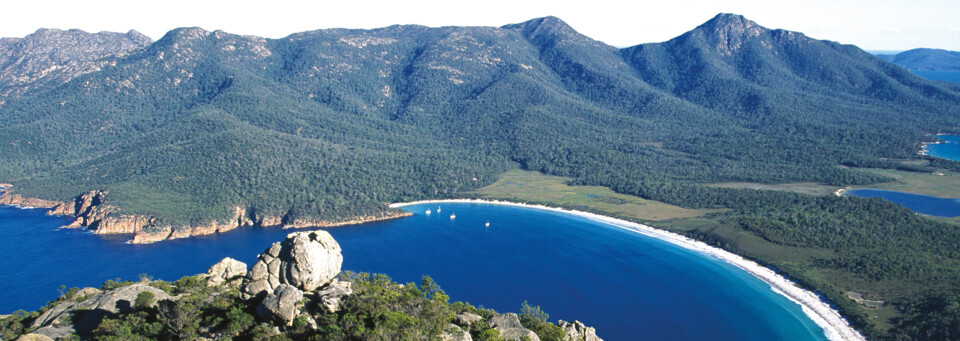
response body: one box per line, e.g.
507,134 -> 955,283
0,188 -> 412,244
389,199 -> 865,341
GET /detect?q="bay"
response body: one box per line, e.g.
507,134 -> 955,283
925,134 -> 960,162
0,202 -> 827,340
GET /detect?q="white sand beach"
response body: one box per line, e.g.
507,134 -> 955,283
390,199 -> 865,341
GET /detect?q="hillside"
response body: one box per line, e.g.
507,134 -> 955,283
2,14 -> 960,339
878,48 -> 960,71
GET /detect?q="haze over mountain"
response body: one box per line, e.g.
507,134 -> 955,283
878,48 -> 960,71
2,13 -> 960,339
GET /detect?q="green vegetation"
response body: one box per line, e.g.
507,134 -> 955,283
474,169 -> 718,220
1,13 -> 959,339
849,168 -> 960,199
0,272 -> 575,341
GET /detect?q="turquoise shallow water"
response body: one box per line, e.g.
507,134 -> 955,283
0,202 -> 828,340
926,134 -> 960,162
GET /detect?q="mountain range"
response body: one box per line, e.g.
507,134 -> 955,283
2,13 -> 956,227
2,13 -> 960,338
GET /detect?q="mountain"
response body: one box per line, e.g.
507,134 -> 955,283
1,13 -> 957,231
0,28 -> 151,99
2,15 -> 960,338
878,48 -> 960,71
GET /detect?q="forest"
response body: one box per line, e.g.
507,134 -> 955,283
1,13 -> 960,339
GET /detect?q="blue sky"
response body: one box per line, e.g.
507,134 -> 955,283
2,0 -> 957,50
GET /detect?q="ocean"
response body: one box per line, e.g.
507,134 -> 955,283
0,202 -> 827,340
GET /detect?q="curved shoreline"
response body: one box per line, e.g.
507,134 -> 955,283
389,199 -> 865,341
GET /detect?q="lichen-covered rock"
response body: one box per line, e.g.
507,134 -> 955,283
240,231 -> 342,300
441,323 -> 473,341
30,284 -> 171,337
317,278 -> 353,313
559,320 -> 603,341
256,284 -> 303,326
489,313 -> 540,341
15,334 -> 54,341
205,257 -> 247,287
457,312 -> 482,327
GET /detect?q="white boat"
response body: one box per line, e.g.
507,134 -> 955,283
437,207 -> 442,213
485,221 -> 490,227
425,209 -> 432,215
450,213 -> 456,219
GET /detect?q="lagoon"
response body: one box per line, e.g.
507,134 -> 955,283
845,189 -> 960,217
0,202 -> 828,340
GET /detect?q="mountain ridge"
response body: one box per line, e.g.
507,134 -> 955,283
1,14 -> 960,339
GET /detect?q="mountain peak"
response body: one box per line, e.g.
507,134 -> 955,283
701,13 -> 759,30
502,16 -> 577,37
684,13 -> 768,56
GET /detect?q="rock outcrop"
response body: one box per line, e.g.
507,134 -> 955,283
30,284 -> 171,338
559,320 -> 603,341
0,193 -> 61,208
489,313 -> 540,341
441,323 -> 473,341
457,312 -> 483,328
0,28 -> 151,99
2,186 -> 410,244
204,257 -> 248,287
240,231 -> 343,300
256,284 -> 304,326
317,278 -> 353,313
15,334 -> 54,341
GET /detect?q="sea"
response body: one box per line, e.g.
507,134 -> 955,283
925,134 -> 960,162
0,202 -> 828,340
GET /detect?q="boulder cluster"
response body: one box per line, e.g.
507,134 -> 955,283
237,230 -> 349,325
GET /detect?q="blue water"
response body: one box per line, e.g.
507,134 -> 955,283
845,189 -> 960,217
926,134 -> 960,162
0,203 -> 828,340
912,70 -> 960,83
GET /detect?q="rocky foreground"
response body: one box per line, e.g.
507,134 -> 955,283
2,230 -> 601,340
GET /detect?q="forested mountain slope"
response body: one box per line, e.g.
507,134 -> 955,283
2,15 -> 960,338
1,13 -> 958,229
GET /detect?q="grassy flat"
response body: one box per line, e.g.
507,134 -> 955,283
851,168 -> 960,199
472,169 -> 720,221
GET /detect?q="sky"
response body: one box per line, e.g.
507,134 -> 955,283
1,0 -> 958,51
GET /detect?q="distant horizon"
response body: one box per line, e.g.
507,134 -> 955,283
0,0 -> 957,51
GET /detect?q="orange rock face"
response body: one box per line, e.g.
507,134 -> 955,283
4,187 -> 413,244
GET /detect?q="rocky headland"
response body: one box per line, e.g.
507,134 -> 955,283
3,231 -> 601,340
0,186 -> 411,244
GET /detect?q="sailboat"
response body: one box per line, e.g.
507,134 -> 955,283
450,213 -> 456,219
485,221 -> 490,227
437,206 -> 442,213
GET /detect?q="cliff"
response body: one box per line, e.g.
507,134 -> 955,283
130,209 -> 413,244
0,186 -> 411,244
